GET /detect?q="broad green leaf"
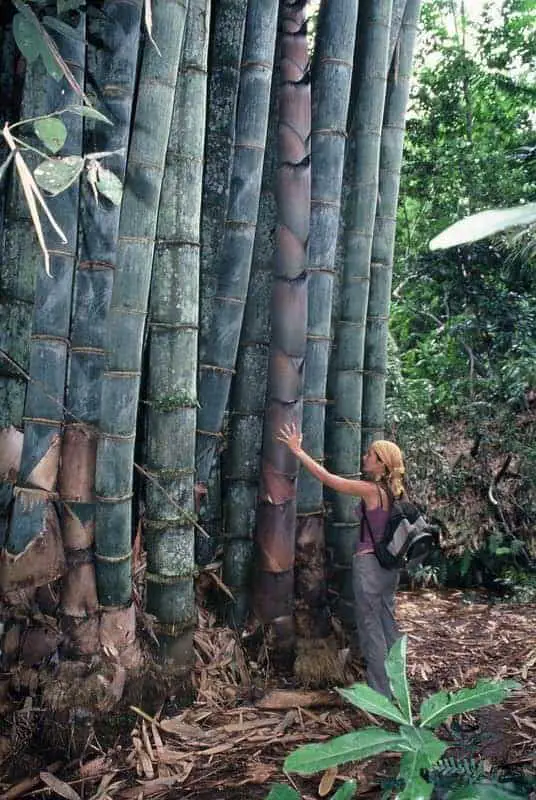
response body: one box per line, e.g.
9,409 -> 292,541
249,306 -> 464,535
12,14 -> 41,63
399,725 -> 447,764
397,757 -> 434,800
419,679 -> 520,729
265,785 -> 300,800
284,727 -> 411,775
386,635 -> 412,723
33,118 -> 67,154
447,781 -> 526,799
0,152 -> 14,185
65,105 -> 113,126
96,166 -> 123,205
337,683 -> 409,725
330,780 -> 357,800
34,156 -> 84,195
429,203 -> 536,250
39,42 -> 64,81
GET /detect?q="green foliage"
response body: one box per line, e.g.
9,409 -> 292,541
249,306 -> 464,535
280,636 -> 520,799
392,0 -> 536,419
266,780 -> 357,800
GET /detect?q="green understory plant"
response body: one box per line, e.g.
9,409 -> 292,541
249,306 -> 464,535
273,636 -> 520,799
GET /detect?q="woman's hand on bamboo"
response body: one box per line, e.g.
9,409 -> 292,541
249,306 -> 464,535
276,422 -> 303,455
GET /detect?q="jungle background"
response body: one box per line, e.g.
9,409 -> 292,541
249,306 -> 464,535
0,0 -> 535,798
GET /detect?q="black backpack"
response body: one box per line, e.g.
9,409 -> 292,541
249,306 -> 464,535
362,498 -> 437,570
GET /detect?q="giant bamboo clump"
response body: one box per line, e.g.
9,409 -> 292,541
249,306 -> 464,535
294,0 -> 358,683
362,0 -> 422,449
143,0 -> 210,663
326,0 -> 393,627
94,0 -> 189,666
254,0 -> 310,650
59,0 -> 144,659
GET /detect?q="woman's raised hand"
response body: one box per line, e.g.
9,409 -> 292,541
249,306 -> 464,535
276,421 -> 303,454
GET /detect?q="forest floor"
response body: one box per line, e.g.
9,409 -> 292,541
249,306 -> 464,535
0,589 -> 535,800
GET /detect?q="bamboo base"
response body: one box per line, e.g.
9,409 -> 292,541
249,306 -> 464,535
293,635 -> 346,687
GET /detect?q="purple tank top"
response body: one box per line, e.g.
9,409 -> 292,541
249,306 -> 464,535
355,502 -> 390,553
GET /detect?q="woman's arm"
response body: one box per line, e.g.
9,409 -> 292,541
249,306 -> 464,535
277,423 -> 378,501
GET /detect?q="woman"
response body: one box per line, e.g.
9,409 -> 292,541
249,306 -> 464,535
277,422 -> 405,697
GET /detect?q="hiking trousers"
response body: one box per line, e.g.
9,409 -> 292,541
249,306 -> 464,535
352,553 -> 401,697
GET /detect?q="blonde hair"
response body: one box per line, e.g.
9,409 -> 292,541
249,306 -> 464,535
372,440 -> 405,498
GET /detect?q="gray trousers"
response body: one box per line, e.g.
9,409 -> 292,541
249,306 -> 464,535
352,553 -> 401,697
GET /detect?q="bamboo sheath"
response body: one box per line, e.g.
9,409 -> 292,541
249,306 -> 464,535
326,0 -> 393,626
144,0 -> 210,650
362,0 -> 423,450
254,0 -> 310,640
295,0 -> 358,641
94,0 -> 189,610
1,19 -> 85,598
59,0 -> 144,656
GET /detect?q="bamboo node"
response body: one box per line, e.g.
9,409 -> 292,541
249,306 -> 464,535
78,259 -> 115,271
196,429 -> 224,438
103,370 -> 141,378
70,346 -> 105,355
100,432 -> 136,441
199,363 -> 235,375
303,397 -> 328,405
95,493 -> 133,503
22,416 -> 63,427
30,333 -> 70,345
94,550 -> 132,564
148,321 -> 198,331
14,485 -> 58,503
145,571 -> 193,585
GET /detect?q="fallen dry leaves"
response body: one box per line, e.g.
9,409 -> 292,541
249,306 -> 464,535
0,590 -> 534,799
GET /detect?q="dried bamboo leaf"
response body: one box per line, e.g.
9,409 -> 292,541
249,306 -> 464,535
40,772 -> 81,800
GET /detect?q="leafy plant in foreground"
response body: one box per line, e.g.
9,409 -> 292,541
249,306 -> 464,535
277,636 -> 520,799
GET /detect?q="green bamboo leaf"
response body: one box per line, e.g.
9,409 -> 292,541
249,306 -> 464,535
419,679 -> 520,729
38,41 -> 64,81
265,785 -> 300,800
95,165 -> 123,205
33,117 -> 67,153
34,155 -> 84,195
42,16 -> 85,42
12,13 -> 41,63
284,727 -> 410,775
330,780 -> 357,800
337,683 -> 409,725
65,105 -> 113,126
429,203 -> 536,250
386,635 -> 412,724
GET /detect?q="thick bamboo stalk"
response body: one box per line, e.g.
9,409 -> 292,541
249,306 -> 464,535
197,0 -> 248,567
253,0 -> 310,650
196,0 -> 279,582
59,0 -> 144,657
144,0 -> 210,663
223,81 -> 280,628
326,0 -> 393,627
295,0 -> 358,656
200,0 -> 247,338
0,19 -> 85,602
94,0 -> 189,652
362,0 -> 422,451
